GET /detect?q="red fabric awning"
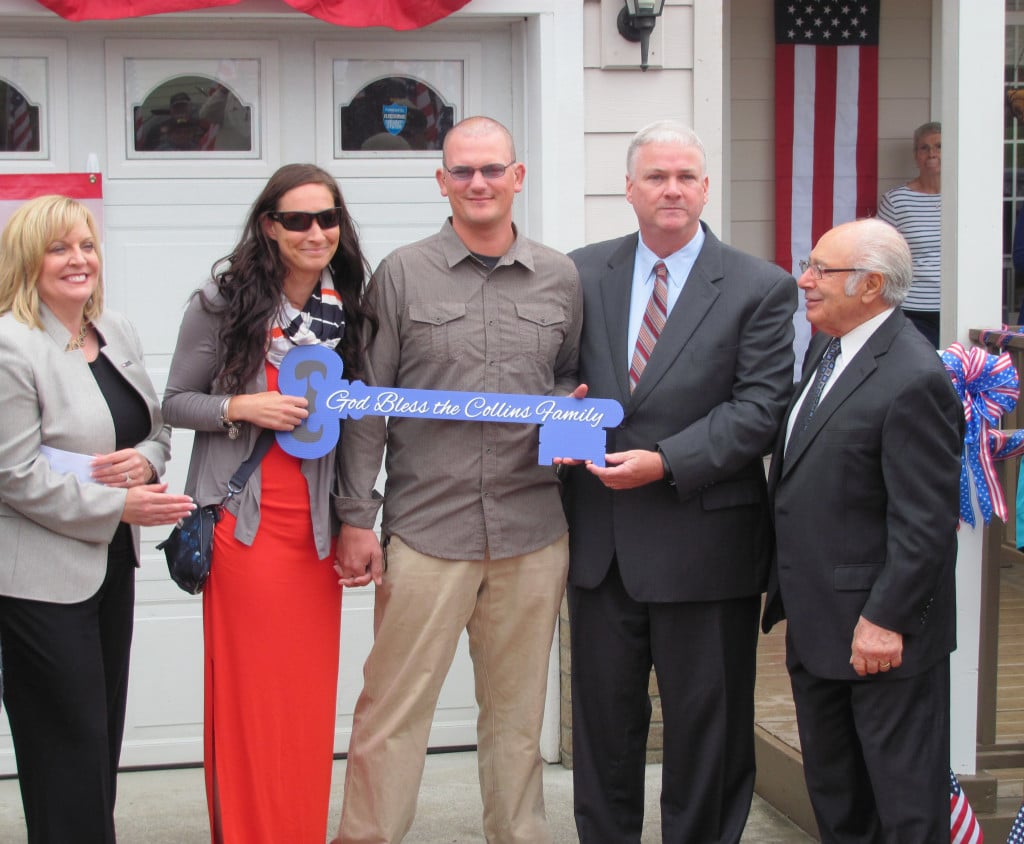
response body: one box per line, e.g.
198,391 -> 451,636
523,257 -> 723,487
35,0 -> 472,30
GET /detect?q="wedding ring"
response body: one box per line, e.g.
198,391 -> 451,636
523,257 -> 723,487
881,661 -> 891,669
125,472 -> 131,483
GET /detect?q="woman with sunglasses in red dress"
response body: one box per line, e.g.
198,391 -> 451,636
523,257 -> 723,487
163,163 -> 375,843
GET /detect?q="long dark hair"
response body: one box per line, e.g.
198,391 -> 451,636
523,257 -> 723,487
202,163 -> 375,393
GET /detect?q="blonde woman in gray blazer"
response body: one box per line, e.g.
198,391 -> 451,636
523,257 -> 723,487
0,195 -> 194,844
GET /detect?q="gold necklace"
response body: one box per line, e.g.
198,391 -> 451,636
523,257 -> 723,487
66,321 -> 90,351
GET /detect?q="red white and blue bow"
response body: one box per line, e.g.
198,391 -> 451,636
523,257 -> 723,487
942,342 -> 1024,526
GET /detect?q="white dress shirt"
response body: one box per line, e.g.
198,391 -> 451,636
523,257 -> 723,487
784,307 -> 895,448
626,227 -> 705,368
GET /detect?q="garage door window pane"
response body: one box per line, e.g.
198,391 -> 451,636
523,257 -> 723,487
340,76 -> 453,152
0,81 -> 40,152
133,75 -> 252,153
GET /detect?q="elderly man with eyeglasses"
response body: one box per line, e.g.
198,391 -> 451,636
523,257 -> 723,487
763,217 -> 964,842
331,115 -> 582,844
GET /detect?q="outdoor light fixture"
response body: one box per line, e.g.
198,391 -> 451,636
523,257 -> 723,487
617,0 -> 667,72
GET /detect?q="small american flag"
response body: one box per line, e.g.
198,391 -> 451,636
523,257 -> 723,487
6,89 -> 32,151
1007,800 -> 1024,844
410,80 -> 442,148
950,768 -> 983,844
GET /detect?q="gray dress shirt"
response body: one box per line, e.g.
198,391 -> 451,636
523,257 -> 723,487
336,219 -> 582,561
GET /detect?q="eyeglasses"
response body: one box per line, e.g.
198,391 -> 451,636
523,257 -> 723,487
266,208 -> 342,232
798,260 -> 868,281
444,161 -> 516,182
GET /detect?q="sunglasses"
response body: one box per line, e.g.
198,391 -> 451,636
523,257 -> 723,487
266,208 -> 342,232
444,161 -> 516,182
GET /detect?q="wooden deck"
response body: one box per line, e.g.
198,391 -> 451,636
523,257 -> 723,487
998,559 -> 1024,745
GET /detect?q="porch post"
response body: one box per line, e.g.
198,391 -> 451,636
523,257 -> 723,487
940,0 -> 1005,774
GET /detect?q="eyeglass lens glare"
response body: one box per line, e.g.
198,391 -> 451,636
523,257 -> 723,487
446,163 -> 513,181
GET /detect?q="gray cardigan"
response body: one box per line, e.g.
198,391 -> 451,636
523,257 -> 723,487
162,284 -> 341,559
0,305 -> 171,602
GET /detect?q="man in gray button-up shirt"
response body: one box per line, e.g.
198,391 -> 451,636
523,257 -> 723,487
331,116 -> 581,844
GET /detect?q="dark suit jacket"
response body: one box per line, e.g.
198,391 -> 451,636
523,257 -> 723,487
762,310 -> 963,680
564,223 -> 797,602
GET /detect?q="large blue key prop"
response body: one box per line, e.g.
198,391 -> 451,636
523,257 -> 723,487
276,345 -> 624,466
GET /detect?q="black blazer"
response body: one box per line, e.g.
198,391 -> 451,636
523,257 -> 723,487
763,311 -> 964,680
563,223 -> 798,602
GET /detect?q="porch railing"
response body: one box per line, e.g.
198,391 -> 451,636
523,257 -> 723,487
970,328 -> 1024,762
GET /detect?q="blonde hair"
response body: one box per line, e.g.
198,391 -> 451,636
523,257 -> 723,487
0,194 -> 104,329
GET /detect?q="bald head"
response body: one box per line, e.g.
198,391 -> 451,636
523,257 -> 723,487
442,116 -> 516,167
831,218 -> 913,306
802,218 -> 914,336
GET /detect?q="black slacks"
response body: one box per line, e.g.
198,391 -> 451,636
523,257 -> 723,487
568,559 -> 760,844
788,650 -> 950,844
0,525 -> 135,844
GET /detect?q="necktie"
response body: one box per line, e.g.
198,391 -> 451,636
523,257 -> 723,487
629,261 -> 668,392
786,336 -> 841,451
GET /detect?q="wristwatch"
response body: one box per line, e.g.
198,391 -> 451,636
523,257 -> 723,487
219,397 -> 241,440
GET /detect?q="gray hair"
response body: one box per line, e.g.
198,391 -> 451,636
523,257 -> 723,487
843,218 -> 914,307
626,120 -> 707,178
913,121 -> 941,148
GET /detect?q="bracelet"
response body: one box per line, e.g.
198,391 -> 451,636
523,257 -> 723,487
219,396 -> 241,440
144,459 -> 157,483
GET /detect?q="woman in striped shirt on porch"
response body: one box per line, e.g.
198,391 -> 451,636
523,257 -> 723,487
877,121 -> 942,347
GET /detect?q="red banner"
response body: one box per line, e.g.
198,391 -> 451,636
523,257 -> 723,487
0,173 -> 104,238
35,0 -> 471,30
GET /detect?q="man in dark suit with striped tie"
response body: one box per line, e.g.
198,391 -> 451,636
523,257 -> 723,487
559,120 -> 798,843
763,217 -> 964,841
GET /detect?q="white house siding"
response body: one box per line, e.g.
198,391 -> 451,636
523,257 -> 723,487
581,0 -> 699,247
877,0 -> 936,197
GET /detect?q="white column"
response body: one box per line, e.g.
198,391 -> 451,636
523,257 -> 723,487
693,0 -> 725,234
940,0 -> 1005,775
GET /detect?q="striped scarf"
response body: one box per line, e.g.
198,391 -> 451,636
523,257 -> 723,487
265,268 -> 345,369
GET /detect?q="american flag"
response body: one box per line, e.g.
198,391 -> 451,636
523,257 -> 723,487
1008,800 -> 1024,844
412,81 -> 439,147
199,123 -> 220,151
774,0 -> 880,368
6,89 -> 32,151
950,769 -> 983,844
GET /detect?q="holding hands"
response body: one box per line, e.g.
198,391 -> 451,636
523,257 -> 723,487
335,524 -> 383,588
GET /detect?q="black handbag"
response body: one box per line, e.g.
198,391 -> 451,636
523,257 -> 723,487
158,430 -> 274,594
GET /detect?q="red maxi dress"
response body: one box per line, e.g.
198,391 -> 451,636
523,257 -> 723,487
203,363 -> 341,843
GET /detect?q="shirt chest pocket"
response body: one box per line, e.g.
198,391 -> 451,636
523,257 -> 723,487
408,302 -> 468,362
515,303 -> 565,363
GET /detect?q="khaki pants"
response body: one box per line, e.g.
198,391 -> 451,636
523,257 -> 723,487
334,534 -> 569,844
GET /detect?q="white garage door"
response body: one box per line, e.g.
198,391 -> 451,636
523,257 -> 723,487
0,14 -> 525,771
